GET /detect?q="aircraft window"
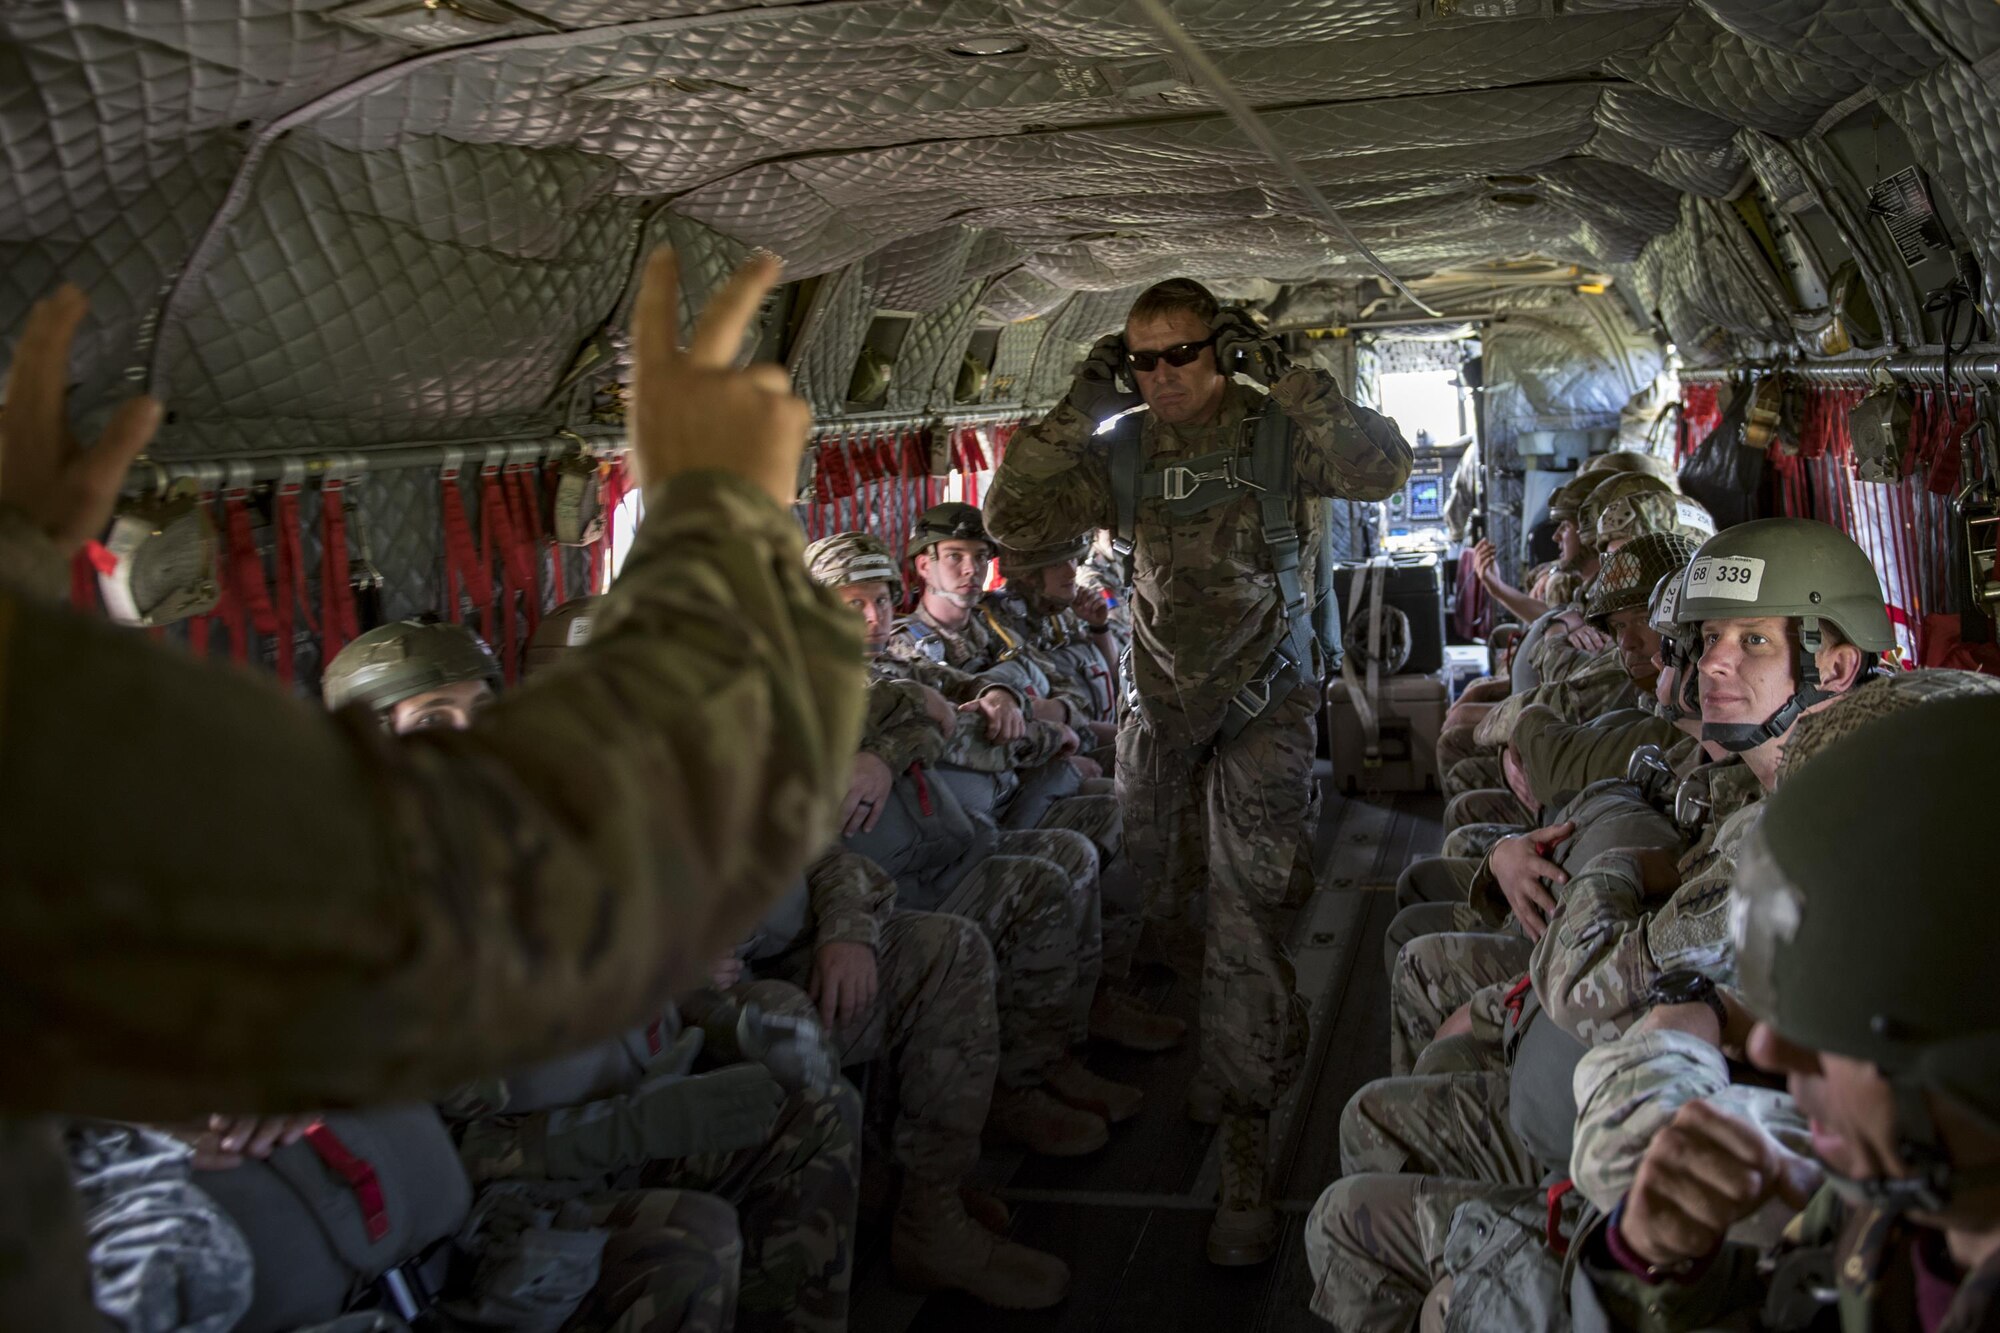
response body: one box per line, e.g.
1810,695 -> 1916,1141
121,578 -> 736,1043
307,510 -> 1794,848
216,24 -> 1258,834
845,314 -> 914,410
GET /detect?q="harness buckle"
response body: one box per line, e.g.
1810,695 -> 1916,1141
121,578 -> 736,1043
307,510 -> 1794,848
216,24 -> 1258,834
1160,463 -> 1232,502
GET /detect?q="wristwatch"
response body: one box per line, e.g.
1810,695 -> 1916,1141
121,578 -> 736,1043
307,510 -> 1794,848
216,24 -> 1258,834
1648,968 -> 1728,1034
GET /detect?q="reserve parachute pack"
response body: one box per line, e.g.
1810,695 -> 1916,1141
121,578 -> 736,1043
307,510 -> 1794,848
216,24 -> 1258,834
1107,399 -> 1317,746
97,483 -> 222,627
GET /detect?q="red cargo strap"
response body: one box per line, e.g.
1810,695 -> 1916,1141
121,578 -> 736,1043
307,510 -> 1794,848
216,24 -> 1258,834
646,1019 -> 665,1057
480,463 -> 525,682
70,544 -> 109,612
440,465 -> 485,631
272,478 -> 318,684
222,489 -> 280,667
319,477 -> 361,664
504,462 -> 544,640
908,762 -> 934,818
543,463 -> 568,605
1545,1179 -> 1575,1256
1501,973 -> 1534,1025
303,1123 -> 390,1244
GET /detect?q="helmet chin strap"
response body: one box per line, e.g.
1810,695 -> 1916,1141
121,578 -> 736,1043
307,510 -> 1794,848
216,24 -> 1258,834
1698,617 -> 1831,754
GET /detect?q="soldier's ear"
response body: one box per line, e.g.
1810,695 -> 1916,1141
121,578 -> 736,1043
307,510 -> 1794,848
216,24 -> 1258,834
1817,641 -> 1866,693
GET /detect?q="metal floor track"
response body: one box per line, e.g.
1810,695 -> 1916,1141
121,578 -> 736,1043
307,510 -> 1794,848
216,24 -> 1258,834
850,776 -> 1446,1333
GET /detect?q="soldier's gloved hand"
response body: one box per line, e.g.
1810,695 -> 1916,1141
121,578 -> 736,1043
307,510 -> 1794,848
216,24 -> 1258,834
737,1003 -> 836,1095
1066,334 -> 1140,423
541,1063 -> 783,1176
1210,309 -> 1285,386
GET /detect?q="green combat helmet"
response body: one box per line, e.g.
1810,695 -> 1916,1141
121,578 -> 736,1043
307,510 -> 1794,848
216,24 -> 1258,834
1579,450 -> 1678,486
1648,567 -> 1698,723
1581,473 -> 1674,552
804,531 -> 903,600
997,534 -> 1091,575
1584,530 -> 1699,628
1733,687 -> 2000,1213
1672,518 -> 1894,753
1598,482 -> 1715,549
524,596 -> 600,674
321,619 -> 501,714
1546,473 -> 1601,526
907,502 -> 992,560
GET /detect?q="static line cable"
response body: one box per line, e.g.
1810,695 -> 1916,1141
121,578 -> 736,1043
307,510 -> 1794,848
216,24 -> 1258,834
1125,0 -> 1444,318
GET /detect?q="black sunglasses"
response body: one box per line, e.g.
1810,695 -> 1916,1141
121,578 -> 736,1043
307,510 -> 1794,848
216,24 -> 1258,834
1126,333 -> 1216,373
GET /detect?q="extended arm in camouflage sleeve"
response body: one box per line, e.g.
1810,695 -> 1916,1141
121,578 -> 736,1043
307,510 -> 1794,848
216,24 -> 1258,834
1268,366 -> 1413,502
985,400 -> 1116,549
876,651 -> 1024,712
1571,1029 -> 1811,1219
1531,830 -> 1743,1048
0,470 -> 865,1120
805,849 -> 896,952
861,677 -> 947,773
1515,706 -> 1682,807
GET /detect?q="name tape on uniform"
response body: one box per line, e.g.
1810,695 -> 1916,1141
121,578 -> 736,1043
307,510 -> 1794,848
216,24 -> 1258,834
1686,555 -> 1764,601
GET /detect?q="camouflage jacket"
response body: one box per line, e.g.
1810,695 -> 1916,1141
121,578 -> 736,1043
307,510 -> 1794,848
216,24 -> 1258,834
743,849 -> 898,963
1575,1182 -> 2000,1333
883,601 -> 1051,705
1474,648 -> 1643,751
986,369 -> 1410,749
1513,704 -> 1697,809
981,586 -> 1118,727
0,472 -> 865,1120
868,646 -> 1024,712
862,666 -> 1072,775
1532,762 -> 1767,1046
1570,1028 -> 1810,1222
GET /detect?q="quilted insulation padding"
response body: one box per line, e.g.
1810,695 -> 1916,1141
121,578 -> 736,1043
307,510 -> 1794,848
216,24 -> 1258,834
1025,286 -> 1143,404
6,0 -> 2000,444
984,319 -> 1048,405
891,280 -> 987,413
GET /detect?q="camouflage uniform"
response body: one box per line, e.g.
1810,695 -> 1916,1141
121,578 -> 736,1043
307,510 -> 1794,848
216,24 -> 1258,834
883,601 -> 1052,707
446,992 -> 860,1333
748,849 -> 1001,1189
990,367 -> 1411,1114
0,475 -> 863,1327
982,583 -> 1116,731
570,1189 -> 743,1333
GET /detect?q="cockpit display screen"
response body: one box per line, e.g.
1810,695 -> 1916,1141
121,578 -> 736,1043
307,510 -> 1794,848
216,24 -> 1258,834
1407,476 -> 1443,521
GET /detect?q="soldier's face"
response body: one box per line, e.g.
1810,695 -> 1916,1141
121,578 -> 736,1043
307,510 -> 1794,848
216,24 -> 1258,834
1748,1023 -> 1906,1189
1126,310 -> 1226,426
1606,606 -> 1660,688
1035,560 -> 1079,605
837,580 -> 896,653
1557,519 -> 1585,564
917,540 -> 990,602
1696,616 -> 1795,729
388,680 -> 495,734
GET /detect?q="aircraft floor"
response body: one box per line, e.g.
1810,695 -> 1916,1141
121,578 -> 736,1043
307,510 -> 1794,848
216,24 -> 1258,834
849,770 -> 1445,1331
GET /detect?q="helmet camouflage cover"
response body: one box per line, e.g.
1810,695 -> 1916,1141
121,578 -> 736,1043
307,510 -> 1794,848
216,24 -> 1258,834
1585,531 -> 1700,627
907,502 -> 991,560
1733,690 -> 2000,1202
1580,450 -> 1679,485
322,619 -> 501,713
1583,473 -> 1675,550
1547,474 -> 1601,525
804,531 -> 903,601
998,534 -> 1091,574
1600,485 -> 1715,548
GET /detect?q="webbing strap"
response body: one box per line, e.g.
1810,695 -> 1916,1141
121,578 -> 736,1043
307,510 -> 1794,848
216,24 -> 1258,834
544,462 -> 568,604
69,549 -> 100,612
272,478 -> 317,685
479,463 -> 522,683
1109,418 -> 1143,580
504,462 -> 544,643
222,492 -> 278,648
439,467 -> 485,631
302,1122 -> 389,1243
1250,405 -> 1316,678
597,459 -> 630,593
319,478 -> 361,664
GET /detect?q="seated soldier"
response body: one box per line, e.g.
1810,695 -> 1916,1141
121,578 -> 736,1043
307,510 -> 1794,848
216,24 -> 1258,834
987,534 -> 1121,763
321,617 -> 501,730
1573,691 -> 2000,1332
1304,520 -> 1891,1332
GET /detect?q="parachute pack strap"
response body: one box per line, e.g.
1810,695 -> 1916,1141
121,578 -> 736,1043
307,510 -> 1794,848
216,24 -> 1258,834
1110,418 -> 1143,581
271,466 -> 318,685
1253,405 -> 1315,678
319,472 -> 361,665
438,456 -> 485,631
1338,556 -> 1383,761
301,1123 -> 390,1244
479,460 -> 522,684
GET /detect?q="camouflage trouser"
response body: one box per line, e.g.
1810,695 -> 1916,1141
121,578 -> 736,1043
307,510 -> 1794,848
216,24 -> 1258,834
1435,722 -> 1483,781
1441,753 -> 1504,802
1304,1172 -> 1536,1330
1339,1071 -> 1537,1185
1440,821 -> 1520,860
1387,931 -> 1530,1077
641,1075 -> 860,1333
569,1189 -> 741,1333
1041,792 -> 1142,981
1443,787 -> 1532,835
766,912 -> 998,1187
940,827 -> 1099,1085
1117,682 -> 1315,1114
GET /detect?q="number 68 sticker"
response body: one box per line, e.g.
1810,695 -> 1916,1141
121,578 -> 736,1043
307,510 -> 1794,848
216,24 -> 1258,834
1686,555 -> 1765,601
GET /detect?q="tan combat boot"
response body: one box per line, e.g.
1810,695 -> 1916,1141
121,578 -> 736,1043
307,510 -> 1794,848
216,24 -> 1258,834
1184,1065 -> 1224,1125
987,1085 -> 1110,1156
892,1180 -> 1070,1309
1207,1113 -> 1277,1266
1045,1054 -> 1144,1123
1088,989 -> 1187,1052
